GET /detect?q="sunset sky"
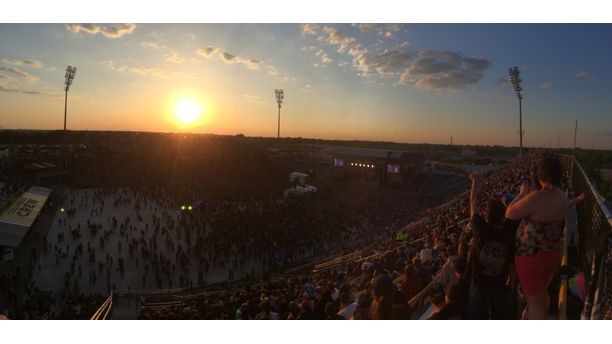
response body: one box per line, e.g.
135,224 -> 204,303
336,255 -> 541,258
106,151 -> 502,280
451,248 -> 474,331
1,23 -> 611,149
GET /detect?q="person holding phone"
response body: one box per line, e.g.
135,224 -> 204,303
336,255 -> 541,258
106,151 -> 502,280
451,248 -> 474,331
506,156 -> 579,320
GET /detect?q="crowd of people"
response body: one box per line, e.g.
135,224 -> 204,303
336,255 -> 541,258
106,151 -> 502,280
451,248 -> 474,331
1,134 -> 580,321
137,152 -> 581,320
1,136 -> 439,319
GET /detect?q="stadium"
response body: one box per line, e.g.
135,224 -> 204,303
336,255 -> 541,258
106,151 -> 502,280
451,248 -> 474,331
1,21 -> 612,325
1,131 -> 610,320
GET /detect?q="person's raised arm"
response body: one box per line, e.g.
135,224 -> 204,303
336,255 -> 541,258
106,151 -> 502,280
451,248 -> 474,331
469,172 -> 481,220
505,182 -> 540,220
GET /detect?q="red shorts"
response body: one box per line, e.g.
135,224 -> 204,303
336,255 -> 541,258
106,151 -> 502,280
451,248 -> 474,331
515,251 -> 561,295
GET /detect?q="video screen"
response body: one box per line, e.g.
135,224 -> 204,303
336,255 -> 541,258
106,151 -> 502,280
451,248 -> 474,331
387,164 -> 400,174
334,158 -> 345,167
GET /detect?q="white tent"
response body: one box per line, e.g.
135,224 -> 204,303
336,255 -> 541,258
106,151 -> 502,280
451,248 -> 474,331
289,172 -> 309,185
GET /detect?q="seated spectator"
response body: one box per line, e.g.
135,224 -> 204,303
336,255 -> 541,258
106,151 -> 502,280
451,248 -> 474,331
449,257 -> 469,305
296,299 -> 312,320
413,257 -> 432,285
430,281 -> 468,320
389,260 -> 405,281
440,249 -> 459,291
325,302 -> 344,320
352,289 -> 372,320
419,244 -> 433,263
369,274 -> 398,320
256,301 -> 279,320
337,292 -> 358,320
400,263 -> 423,302
427,282 -> 446,319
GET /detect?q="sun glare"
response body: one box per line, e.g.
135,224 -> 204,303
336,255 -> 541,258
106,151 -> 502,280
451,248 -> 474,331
175,98 -> 202,125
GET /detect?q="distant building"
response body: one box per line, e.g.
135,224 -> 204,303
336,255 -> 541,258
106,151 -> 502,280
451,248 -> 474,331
332,147 -> 424,187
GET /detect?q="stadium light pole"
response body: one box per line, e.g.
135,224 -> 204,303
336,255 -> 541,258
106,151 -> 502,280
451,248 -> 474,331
63,65 -> 77,159
275,89 -> 284,139
509,66 -> 523,157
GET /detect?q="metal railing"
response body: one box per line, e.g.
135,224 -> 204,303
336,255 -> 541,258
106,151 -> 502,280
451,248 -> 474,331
558,221 -> 569,319
90,294 -> 113,320
558,154 -> 612,319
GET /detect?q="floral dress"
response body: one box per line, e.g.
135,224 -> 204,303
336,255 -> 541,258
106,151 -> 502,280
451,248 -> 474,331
516,217 -> 564,256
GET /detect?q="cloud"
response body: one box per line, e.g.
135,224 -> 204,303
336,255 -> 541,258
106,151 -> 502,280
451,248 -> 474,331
320,26 -> 357,54
301,24 -> 320,35
0,74 -> 56,96
313,25 -> 408,77
348,45 -> 370,75
102,60 -> 178,78
368,50 -> 411,75
313,25 -> 373,76
0,66 -> 38,83
164,51 -> 184,64
266,65 -> 280,76
497,78 -> 511,86
379,24 -> 402,39
315,49 -> 332,65
243,94 -> 263,102
196,46 -> 219,59
540,82 -> 554,89
220,52 -> 236,62
65,23 -> 136,39
2,58 -> 43,69
141,41 -> 163,50
398,50 -> 490,90
575,71 -> 596,79
0,73 -> 10,87
0,85 -> 58,96
219,52 -> 261,70
352,23 -> 378,34
303,25 -> 488,91
352,23 -> 402,39
200,47 -> 284,78
243,59 -> 261,70
576,95 -> 599,101
140,40 -> 184,64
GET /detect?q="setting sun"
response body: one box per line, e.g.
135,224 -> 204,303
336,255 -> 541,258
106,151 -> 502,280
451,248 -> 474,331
175,98 -> 202,125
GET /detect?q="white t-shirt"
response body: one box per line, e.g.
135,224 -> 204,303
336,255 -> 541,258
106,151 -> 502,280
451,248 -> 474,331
338,303 -> 358,320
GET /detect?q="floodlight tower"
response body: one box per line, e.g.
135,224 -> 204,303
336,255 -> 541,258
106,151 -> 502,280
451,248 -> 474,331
275,89 -> 284,139
63,66 -> 77,153
509,66 -> 523,156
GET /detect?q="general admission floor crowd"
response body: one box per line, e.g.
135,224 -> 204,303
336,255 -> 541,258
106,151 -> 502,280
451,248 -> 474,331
0,139 -> 431,319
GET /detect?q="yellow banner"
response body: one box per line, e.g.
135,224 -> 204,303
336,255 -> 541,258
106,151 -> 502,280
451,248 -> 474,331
0,186 -> 51,226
